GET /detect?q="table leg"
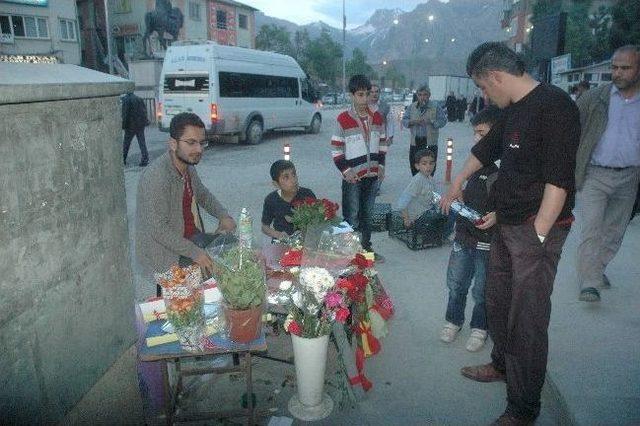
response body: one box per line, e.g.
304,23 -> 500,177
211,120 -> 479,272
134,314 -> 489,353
162,361 -> 174,426
245,352 -> 254,425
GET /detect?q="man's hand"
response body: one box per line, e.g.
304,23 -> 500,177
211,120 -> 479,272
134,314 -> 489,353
440,180 -> 464,215
216,215 -> 236,234
476,212 -> 496,230
343,169 -> 359,184
403,217 -> 413,228
194,251 -> 215,276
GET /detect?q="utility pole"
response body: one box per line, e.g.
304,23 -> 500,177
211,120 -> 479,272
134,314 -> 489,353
103,0 -> 114,74
342,0 -> 346,100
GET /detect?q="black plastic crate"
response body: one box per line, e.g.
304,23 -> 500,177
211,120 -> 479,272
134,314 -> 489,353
371,203 -> 392,232
387,210 -> 448,250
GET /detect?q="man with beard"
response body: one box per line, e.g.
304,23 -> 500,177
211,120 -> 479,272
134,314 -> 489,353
136,113 -> 236,295
575,45 -> 640,302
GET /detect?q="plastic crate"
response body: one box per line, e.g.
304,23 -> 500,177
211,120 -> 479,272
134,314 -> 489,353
371,203 -> 392,232
387,210 -> 448,250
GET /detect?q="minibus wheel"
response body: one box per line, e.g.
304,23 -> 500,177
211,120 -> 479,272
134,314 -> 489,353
245,120 -> 263,145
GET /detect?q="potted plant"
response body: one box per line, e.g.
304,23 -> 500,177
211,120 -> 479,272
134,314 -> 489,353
216,247 -> 266,343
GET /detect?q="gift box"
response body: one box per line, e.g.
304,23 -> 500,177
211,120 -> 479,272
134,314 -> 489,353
371,203 -> 392,232
387,210 -> 448,250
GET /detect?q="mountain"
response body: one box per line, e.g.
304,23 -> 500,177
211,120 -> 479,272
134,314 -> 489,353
255,0 -> 506,80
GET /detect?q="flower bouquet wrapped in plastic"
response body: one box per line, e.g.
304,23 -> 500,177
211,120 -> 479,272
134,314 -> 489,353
155,264 -> 206,352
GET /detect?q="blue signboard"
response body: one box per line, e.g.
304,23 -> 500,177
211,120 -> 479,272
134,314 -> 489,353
2,0 -> 48,6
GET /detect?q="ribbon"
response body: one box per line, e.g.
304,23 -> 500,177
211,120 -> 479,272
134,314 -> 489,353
355,320 -> 381,357
349,346 -> 373,391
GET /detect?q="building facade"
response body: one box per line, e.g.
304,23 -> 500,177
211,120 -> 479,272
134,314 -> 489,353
208,0 -> 256,48
556,59 -> 612,92
0,0 -> 81,64
107,0 -> 256,64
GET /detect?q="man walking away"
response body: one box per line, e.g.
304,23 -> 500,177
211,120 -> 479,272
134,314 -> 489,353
442,42 -> 580,425
122,91 -> 150,167
575,45 -> 640,302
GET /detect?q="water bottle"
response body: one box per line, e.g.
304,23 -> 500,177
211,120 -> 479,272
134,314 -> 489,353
238,207 -> 253,250
432,191 -> 485,225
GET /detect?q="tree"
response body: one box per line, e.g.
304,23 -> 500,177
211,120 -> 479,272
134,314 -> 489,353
292,29 -> 311,72
564,1 -> 594,66
345,48 -> 377,81
384,64 -> 406,90
305,29 -> 343,87
255,25 -> 293,56
610,0 -> 640,49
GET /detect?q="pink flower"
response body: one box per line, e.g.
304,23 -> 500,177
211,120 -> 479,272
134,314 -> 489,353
324,291 -> 343,308
335,307 -> 350,323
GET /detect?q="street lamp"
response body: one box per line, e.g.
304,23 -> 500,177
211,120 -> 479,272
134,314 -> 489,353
424,38 -> 429,43
451,38 -> 456,42
382,60 -> 388,65
428,15 -> 434,22
393,18 -> 399,25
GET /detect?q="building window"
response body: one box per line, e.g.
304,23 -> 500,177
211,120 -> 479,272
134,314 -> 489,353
238,14 -> 247,30
59,19 -> 77,41
583,73 -> 593,81
0,15 -> 49,39
216,10 -> 227,29
189,2 -> 201,21
601,73 -> 612,81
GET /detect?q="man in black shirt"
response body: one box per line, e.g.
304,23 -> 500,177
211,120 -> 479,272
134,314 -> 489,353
442,42 -> 580,425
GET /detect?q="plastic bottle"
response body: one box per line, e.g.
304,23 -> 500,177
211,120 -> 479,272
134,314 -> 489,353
432,191 -> 485,225
238,207 -> 253,249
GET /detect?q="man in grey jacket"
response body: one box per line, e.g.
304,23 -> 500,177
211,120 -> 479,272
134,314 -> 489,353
575,45 -> 640,302
135,113 -> 236,293
402,85 -> 447,175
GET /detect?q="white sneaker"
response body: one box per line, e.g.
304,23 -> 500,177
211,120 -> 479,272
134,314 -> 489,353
466,329 -> 488,352
440,322 -> 461,343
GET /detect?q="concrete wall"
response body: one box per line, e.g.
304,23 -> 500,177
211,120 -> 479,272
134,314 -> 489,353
0,64 -> 135,424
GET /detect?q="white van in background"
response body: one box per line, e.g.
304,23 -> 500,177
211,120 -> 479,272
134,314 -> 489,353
158,41 -> 322,144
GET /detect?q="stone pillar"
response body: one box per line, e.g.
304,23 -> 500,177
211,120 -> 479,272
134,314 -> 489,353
0,63 -> 135,424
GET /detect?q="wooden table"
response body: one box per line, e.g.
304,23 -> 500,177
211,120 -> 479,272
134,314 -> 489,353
137,307 -> 270,425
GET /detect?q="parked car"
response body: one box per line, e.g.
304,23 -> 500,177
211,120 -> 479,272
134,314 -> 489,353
322,93 -> 337,105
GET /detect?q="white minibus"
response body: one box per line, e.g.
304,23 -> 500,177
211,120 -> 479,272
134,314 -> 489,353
158,41 -> 322,144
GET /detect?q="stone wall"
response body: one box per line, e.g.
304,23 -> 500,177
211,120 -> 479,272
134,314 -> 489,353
0,65 -> 135,424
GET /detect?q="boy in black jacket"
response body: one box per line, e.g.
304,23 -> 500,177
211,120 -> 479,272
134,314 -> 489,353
440,107 -> 501,351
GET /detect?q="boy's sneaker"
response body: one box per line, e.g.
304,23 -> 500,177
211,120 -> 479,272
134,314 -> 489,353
466,328 -> 488,352
440,322 -> 461,343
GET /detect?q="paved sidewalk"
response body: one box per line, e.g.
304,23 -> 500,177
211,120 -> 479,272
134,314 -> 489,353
66,117 -> 639,425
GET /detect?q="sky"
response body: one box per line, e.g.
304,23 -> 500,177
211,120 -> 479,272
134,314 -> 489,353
241,0 -> 448,30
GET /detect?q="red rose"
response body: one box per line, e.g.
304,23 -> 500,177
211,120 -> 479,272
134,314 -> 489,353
352,253 -> 374,269
335,307 -> 350,323
288,320 -> 302,336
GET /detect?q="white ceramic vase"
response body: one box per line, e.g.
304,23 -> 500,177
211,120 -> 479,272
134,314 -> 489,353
288,333 -> 334,421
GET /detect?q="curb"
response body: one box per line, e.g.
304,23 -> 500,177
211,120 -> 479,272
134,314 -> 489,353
543,373 -> 577,426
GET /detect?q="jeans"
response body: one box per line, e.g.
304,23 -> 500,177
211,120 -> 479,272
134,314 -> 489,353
123,128 -> 149,164
342,176 -> 379,251
487,222 -> 570,420
445,241 -> 489,330
409,139 -> 437,176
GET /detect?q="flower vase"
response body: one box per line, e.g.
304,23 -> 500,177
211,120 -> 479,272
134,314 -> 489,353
288,333 -> 334,421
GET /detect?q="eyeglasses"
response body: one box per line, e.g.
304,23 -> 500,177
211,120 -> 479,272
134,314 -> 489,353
177,139 -> 209,148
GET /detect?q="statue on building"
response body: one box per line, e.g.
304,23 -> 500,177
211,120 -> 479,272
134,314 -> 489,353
142,0 -> 184,56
